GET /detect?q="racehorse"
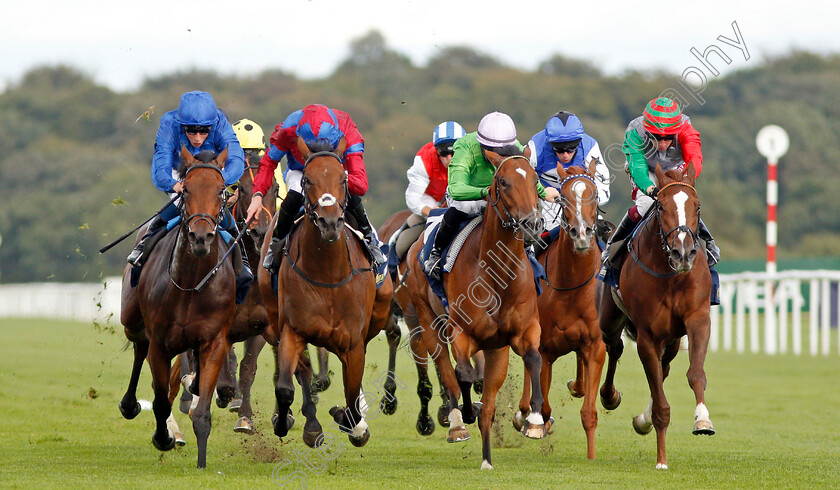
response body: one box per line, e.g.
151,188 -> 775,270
119,146 -> 236,468
379,209 -> 484,435
258,138 -> 395,448
598,162 -> 715,469
406,149 -> 546,469
513,161 -> 616,459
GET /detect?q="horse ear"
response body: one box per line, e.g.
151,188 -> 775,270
654,163 -> 667,184
335,136 -> 347,156
684,160 -> 697,183
484,147 -> 503,168
556,161 -> 568,181
216,146 -> 228,169
180,145 -> 194,168
522,145 -> 532,160
296,136 -> 311,161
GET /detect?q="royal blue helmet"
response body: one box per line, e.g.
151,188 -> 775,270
545,111 -> 584,143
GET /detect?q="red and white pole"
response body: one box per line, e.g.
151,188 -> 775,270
756,125 -> 789,355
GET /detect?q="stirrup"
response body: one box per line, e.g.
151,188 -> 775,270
127,246 -> 144,266
263,237 -> 282,274
424,250 -> 442,280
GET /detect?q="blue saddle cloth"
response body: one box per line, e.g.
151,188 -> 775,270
418,216 -> 546,310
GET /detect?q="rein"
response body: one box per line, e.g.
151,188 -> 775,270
232,164 -> 273,229
283,225 -> 375,289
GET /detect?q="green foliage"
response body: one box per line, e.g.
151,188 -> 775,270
0,38 -> 838,283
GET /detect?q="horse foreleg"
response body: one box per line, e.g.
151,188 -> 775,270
477,346 -> 510,470
193,337 -> 229,469
119,338 -> 148,420
294,354 -> 323,447
409,326 -> 435,435
332,346 -> 370,447
213,347 -> 237,409
450,329 -> 478,426
311,346 -> 331,394
567,353 -> 585,398
274,324 -> 304,438
636,331 -> 670,469
598,287 -> 624,410
234,334 -> 266,434
513,321 -> 546,440
686,315 -> 715,436
581,339 -> 607,459
166,356 -> 186,446
379,315 -> 401,415
146,342 -> 176,453
514,362 -> 531,431
471,350 -> 485,394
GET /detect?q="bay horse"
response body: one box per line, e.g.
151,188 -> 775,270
258,138 -> 395,448
119,146 -> 236,468
514,160 -> 617,459
379,209 -> 485,435
598,162 -> 715,469
406,149 -> 546,470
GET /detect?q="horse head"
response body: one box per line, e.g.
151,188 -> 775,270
556,159 -> 599,253
654,161 -> 700,272
235,151 -> 274,244
180,145 -> 227,258
485,147 -> 544,244
297,136 -> 349,243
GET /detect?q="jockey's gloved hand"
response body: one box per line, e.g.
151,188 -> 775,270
646,185 -> 659,198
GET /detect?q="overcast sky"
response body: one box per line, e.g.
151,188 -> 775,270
2,0 -> 838,93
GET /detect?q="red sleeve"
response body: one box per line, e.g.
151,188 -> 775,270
344,152 -> 368,196
252,124 -> 286,196
678,122 -> 703,179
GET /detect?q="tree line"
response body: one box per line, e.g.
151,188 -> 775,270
1,31 -> 837,283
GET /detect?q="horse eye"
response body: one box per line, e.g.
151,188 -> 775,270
499,177 -> 507,187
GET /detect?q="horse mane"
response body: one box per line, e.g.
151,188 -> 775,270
493,145 -> 524,158
304,140 -> 336,154
176,150 -> 220,175
244,151 -> 260,165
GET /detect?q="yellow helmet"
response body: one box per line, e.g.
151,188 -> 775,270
232,118 -> 265,150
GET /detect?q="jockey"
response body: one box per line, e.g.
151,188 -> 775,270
602,96 -> 720,268
423,111 -> 560,280
395,121 -> 467,257
245,104 -> 387,272
527,111 -> 611,236
230,118 -> 288,205
126,91 -> 250,286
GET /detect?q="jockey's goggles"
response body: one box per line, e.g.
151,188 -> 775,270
184,125 -> 211,135
647,132 -> 675,141
551,141 -> 580,154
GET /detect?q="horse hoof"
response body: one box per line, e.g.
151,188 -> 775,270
174,431 -> 186,446
693,419 -> 716,435
473,379 -> 483,395
545,416 -> 555,435
286,412 -> 296,431
632,414 -> 653,435
215,386 -> 235,409
512,411 -> 525,431
437,405 -> 450,427
228,398 -> 243,412
152,431 -> 176,451
118,400 -> 141,420
656,463 -> 669,470
601,390 -> 622,411
567,380 -> 584,398
416,413 -> 435,436
480,460 -> 493,470
379,396 -> 398,415
234,416 -> 255,435
349,428 -> 370,448
303,428 -> 324,448
311,393 -> 320,405
521,420 -> 547,440
458,402 -> 482,425
311,377 -> 331,394
446,426 -> 471,443
272,411 -> 293,438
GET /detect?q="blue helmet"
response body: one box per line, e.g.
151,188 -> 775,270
432,121 -> 466,148
177,91 -> 220,127
545,111 -> 584,143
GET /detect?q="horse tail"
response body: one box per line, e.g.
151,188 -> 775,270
623,323 -> 638,343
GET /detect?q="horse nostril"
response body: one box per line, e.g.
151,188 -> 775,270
688,248 -> 698,261
316,217 -> 328,229
188,231 -> 197,243
670,249 -> 682,262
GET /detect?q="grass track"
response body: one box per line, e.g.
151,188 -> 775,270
0,318 -> 838,488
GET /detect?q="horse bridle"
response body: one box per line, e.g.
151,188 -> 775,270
181,163 -> 226,233
555,172 -> 598,237
233,163 -> 273,230
488,155 -> 543,242
300,151 -> 348,225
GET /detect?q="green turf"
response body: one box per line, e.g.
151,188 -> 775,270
1,317 -> 838,488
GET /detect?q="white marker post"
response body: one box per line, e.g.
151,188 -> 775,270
756,125 -> 789,355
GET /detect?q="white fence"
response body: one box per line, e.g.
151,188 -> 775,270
1,271 -> 838,356
713,270 -> 840,356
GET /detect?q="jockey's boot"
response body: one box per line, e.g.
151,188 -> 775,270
232,242 -> 253,304
127,215 -> 166,267
697,218 -> 721,266
263,190 -> 304,274
600,211 -> 636,265
423,208 -> 466,281
347,195 -> 387,269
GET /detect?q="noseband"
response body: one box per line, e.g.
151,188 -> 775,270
181,163 -> 225,232
488,155 -> 543,241
301,151 -> 348,223
654,181 -> 700,259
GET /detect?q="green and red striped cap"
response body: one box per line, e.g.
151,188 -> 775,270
642,97 -> 683,135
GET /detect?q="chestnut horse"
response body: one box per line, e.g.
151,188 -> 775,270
379,209 -> 485,435
119,147 -> 236,468
598,162 -> 714,469
406,150 -> 546,470
258,139 -> 395,448
514,161 -> 617,459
